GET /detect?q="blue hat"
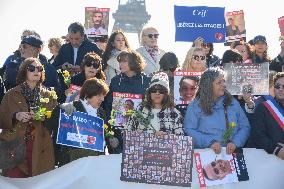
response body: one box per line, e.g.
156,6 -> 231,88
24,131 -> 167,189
253,35 -> 267,44
21,35 -> 43,48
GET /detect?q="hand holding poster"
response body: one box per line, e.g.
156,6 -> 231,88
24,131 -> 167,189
194,148 -> 249,187
121,131 -> 194,187
225,10 -> 246,45
57,110 -> 104,152
85,7 -> 110,40
110,92 -> 142,127
224,63 -> 269,95
174,6 -> 226,43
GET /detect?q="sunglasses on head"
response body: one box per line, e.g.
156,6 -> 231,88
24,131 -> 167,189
27,65 -> 43,72
193,55 -> 206,61
149,85 -> 167,94
146,34 -> 159,39
274,83 -> 284,90
85,62 -> 100,69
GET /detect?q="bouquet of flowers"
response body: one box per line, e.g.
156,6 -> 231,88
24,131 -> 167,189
33,88 -> 58,121
223,122 -> 236,143
104,124 -> 114,138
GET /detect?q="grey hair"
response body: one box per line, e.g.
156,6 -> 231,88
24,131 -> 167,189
197,67 -> 232,115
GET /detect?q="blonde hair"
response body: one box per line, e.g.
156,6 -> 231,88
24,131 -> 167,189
182,47 -> 206,71
48,38 -> 64,49
139,26 -> 158,46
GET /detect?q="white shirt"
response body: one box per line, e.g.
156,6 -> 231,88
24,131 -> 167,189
80,99 -> 98,117
73,47 -> 78,65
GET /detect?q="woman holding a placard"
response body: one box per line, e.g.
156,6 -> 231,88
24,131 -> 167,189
183,67 -> 250,154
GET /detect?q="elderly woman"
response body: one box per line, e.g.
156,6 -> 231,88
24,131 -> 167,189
48,37 -> 64,64
136,26 -> 165,75
124,72 -> 184,135
71,52 -> 106,86
184,68 -> 250,154
102,30 -> 131,84
104,50 -> 151,153
0,58 -> 57,177
182,47 -> 207,72
47,78 -> 109,166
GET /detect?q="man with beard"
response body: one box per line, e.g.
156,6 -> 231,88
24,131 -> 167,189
85,11 -> 108,36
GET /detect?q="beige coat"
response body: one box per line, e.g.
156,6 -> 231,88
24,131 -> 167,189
0,85 -> 57,176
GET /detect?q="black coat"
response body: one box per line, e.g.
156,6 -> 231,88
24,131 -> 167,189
269,54 -> 284,72
251,100 -> 284,154
53,39 -> 102,68
70,72 -> 86,87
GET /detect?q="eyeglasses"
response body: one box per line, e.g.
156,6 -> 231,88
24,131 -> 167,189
149,85 -> 167,94
145,34 -> 159,39
85,62 -> 100,69
27,65 -> 43,72
274,83 -> 284,90
193,55 -> 206,61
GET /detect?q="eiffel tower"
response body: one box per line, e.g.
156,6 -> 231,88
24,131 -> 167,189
112,0 -> 151,37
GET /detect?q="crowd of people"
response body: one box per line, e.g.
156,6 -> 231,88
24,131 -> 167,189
0,19 -> 284,179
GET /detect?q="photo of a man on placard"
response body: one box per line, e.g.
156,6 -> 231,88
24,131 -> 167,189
203,159 -> 232,181
85,11 -> 108,36
226,17 -> 241,37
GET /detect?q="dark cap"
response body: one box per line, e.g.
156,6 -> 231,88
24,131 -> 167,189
253,35 -> 267,44
21,35 -> 43,48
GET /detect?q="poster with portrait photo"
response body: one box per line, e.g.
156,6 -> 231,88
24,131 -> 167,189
174,71 -> 202,105
194,148 -> 249,187
111,92 -> 142,127
224,63 -> 269,95
225,10 -> 246,46
278,16 -> 284,36
65,84 -> 81,103
84,7 -> 110,41
121,131 -> 194,187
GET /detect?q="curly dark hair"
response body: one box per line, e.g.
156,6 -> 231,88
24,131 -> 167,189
80,78 -> 109,99
16,58 -> 45,85
102,30 -> 131,70
117,50 -> 145,73
81,52 -> 106,81
273,72 -> 284,86
141,84 -> 175,110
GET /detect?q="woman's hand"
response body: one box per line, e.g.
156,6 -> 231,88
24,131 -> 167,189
16,112 -> 33,123
60,103 -> 76,115
226,142 -> 236,154
242,94 -> 254,109
210,141 -> 221,154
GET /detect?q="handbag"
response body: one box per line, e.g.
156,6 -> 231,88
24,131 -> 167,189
0,137 -> 26,169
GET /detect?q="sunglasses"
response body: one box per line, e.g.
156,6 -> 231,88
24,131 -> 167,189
274,83 -> 284,90
27,65 -> 43,72
193,55 -> 206,61
201,43 -> 209,48
145,34 -> 159,39
149,86 -> 167,94
85,62 -> 100,69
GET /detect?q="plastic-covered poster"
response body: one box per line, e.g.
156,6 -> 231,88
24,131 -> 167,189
111,92 -> 142,127
224,63 -> 269,95
84,7 -> 110,40
225,10 -> 246,46
174,71 -> 202,105
121,131 -> 194,187
194,148 -> 249,187
65,84 -> 81,103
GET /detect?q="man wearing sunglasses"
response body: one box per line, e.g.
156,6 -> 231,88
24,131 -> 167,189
251,72 -> 284,160
136,26 -> 165,75
203,159 -> 232,181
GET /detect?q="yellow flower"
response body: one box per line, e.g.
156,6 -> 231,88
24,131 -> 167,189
230,122 -> 236,128
104,124 -> 108,130
40,98 -> 46,103
63,70 -> 70,78
109,131 -> 114,135
44,98 -> 50,103
45,111 -> 52,118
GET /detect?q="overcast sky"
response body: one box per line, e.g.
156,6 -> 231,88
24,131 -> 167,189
0,0 -> 282,66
